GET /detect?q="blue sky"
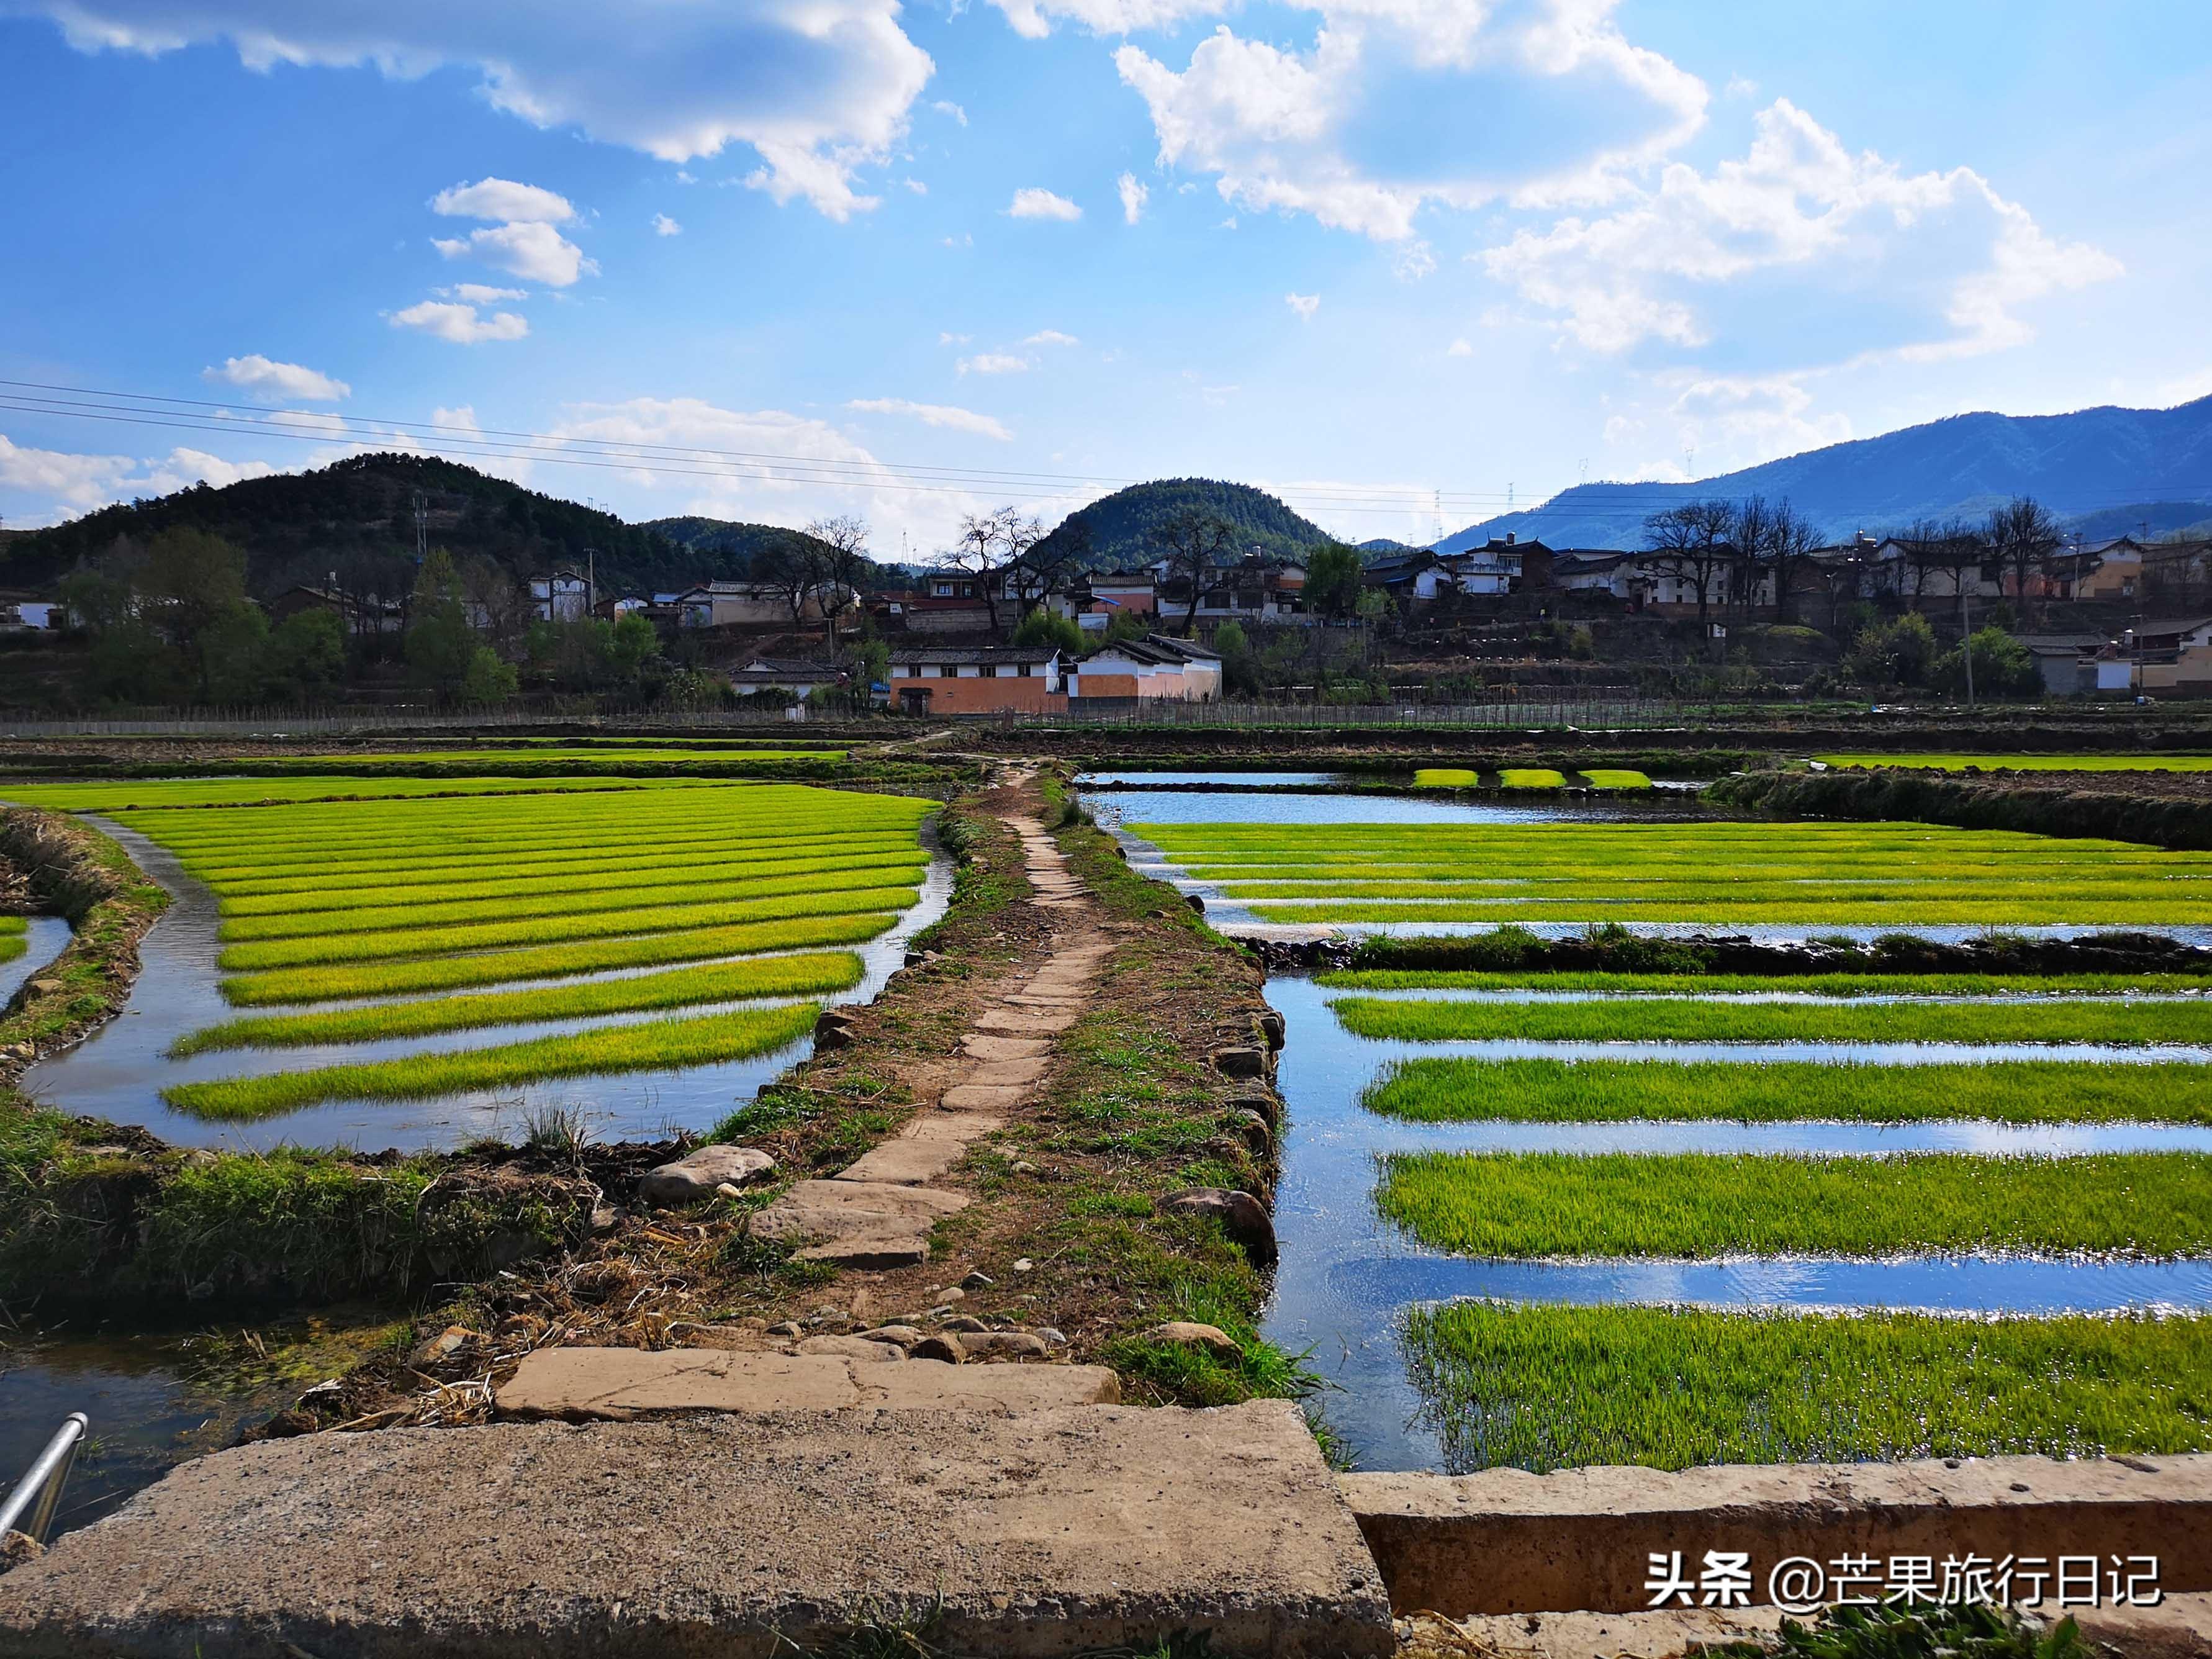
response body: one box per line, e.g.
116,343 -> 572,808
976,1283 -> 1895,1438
4,0 -> 2210,551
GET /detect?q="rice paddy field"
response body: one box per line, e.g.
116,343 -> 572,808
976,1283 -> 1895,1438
1083,775 -> 2212,1474
1124,817 -> 2212,930
14,776 -> 942,1150
1411,767 -> 1650,790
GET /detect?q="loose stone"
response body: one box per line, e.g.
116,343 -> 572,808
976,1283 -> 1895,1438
1142,1321 -> 1242,1358
638,1145 -> 776,1205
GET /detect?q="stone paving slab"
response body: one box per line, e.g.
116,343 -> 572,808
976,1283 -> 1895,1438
962,1033 -> 1054,1060
836,1111 -> 1003,1184
966,1057 -> 1050,1087
0,1402 -> 1388,1658
751,1179 -> 970,1267
942,1082 -> 1032,1110
495,1347 -> 1121,1419
977,1007 -> 1080,1033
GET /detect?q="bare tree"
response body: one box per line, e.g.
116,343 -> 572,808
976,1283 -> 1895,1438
935,509 -> 1026,638
456,553 -> 531,650
1148,509 -> 1240,637
1987,496 -> 2061,625
1728,495 -> 1777,621
1641,499 -> 1736,633
803,514 -> 871,644
754,530 -> 829,635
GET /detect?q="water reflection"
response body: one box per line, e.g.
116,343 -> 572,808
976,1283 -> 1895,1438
0,915 -> 73,1006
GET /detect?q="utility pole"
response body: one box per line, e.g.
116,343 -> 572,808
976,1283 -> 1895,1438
1432,489 -> 1444,549
412,490 -> 428,563
1959,559 -> 1975,709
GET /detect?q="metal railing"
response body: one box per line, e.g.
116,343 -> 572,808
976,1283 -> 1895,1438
0,1414 -> 87,1545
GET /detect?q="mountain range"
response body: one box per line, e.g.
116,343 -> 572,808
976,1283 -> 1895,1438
1439,394 -> 2212,553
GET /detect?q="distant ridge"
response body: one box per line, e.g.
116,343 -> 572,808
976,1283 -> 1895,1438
1439,394 -> 2212,552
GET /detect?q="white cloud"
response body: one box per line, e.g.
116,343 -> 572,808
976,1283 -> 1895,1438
1285,291 -> 1319,320
939,331 -> 973,344
652,213 -> 683,236
433,219 -> 596,286
932,99 -> 968,125
1024,329 -> 1080,346
1008,187 -> 1081,220
1117,170 -> 1148,224
431,177 -> 575,224
1112,0 -> 1707,242
202,353 -> 350,402
847,397 -> 1014,440
0,432 -> 279,519
1445,337 -> 1473,357
903,178 -> 928,194
957,352 -> 1031,374
389,299 -> 531,343
1482,97 -> 2123,358
543,396 -> 985,550
20,1 -> 933,219
1393,239 -> 1435,281
440,283 -> 528,304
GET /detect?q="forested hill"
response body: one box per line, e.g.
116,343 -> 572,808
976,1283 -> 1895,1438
1439,393 -> 2212,552
0,454 -> 744,599
1034,478 -> 1331,568
645,517 -> 912,590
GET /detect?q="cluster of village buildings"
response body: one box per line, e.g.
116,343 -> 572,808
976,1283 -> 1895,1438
6,526 -> 2208,709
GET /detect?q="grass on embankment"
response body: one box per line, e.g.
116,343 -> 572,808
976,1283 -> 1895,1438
0,775 -> 738,810
1499,768 -> 1566,789
1330,994 -> 2212,1046
1363,1056 -> 2212,1124
172,952 -> 863,1056
1403,1302 -> 2212,1470
223,911 -> 900,1005
1820,753 -> 2212,772
1319,968 -> 2212,995
1579,769 -> 1651,789
163,1003 -> 823,1119
214,884 -> 921,971
1378,1150 -> 2212,1258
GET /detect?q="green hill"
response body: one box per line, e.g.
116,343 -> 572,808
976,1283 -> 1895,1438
0,454 -> 716,600
1035,478 -> 1332,569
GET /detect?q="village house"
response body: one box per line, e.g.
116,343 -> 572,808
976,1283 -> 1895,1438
901,573 -> 997,635
1439,535 -> 1539,595
728,657 -> 847,698
1062,569 -> 1159,632
268,584 -> 403,636
2126,615 -> 2212,696
1155,551 -> 1309,627
1063,634 -> 1223,704
674,580 -> 815,628
1361,550 -> 1447,603
885,644 -> 1066,715
530,569 -> 592,622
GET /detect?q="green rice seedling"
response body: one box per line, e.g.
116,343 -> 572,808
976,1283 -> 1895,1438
0,915 -> 27,933
189,829 -> 913,889
171,951 -> 865,1055
215,884 -> 921,972
1316,969 -> 2212,994
163,1003 -> 823,1119
1818,754 -> 2212,772
217,862 -> 928,941
1576,769 -> 1652,789
1376,1150 -> 2212,1257
1412,769 -> 1480,787
1497,768 -> 1566,789
0,776 -> 736,810
1360,1057 -> 2212,1124
0,936 -> 23,964
1329,994 -> 2212,1046
222,911 -> 899,1005
1402,1302 -> 2212,1471
212,844 -> 924,913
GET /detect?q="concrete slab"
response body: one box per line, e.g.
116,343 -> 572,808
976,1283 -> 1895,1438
976,1007 -> 1079,1034
965,1057 -> 1050,1087
942,1082 -> 1032,1110
495,1347 -> 1121,1420
836,1113 -> 1002,1185
1343,1454 -> 2212,1616
0,1401 -> 1390,1658
962,1034 -> 1054,1060
751,1179 -> 970,1268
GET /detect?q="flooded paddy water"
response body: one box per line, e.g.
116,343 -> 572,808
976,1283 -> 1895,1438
1078,772 -> 2212,1473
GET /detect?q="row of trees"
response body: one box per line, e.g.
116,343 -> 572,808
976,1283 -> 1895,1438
1639,494 -> 2065,632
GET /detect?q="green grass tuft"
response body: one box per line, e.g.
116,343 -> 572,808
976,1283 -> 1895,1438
1378,1149 -> 2212,1258
1403,1301 -> 2212,1471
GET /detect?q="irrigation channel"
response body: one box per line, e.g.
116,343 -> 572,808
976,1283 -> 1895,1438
1078,774 -> 2212,1473
0,915 -> 73,1006
22,816 -> 951,1152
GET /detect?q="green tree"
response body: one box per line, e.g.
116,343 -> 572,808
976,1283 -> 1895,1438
1934,625 -> 2039,697
1101,608 -> 1150,646
1211,620 -> 1260,695
197,603 -> 271,702
1844,612 -> 1939,687
1011,608 -> 1084,654
1304,542 -> 1365,620
462,645 -> 520,705
405,549 -> 476,692
607,612 -> 661,683
266,608 -> 349,703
